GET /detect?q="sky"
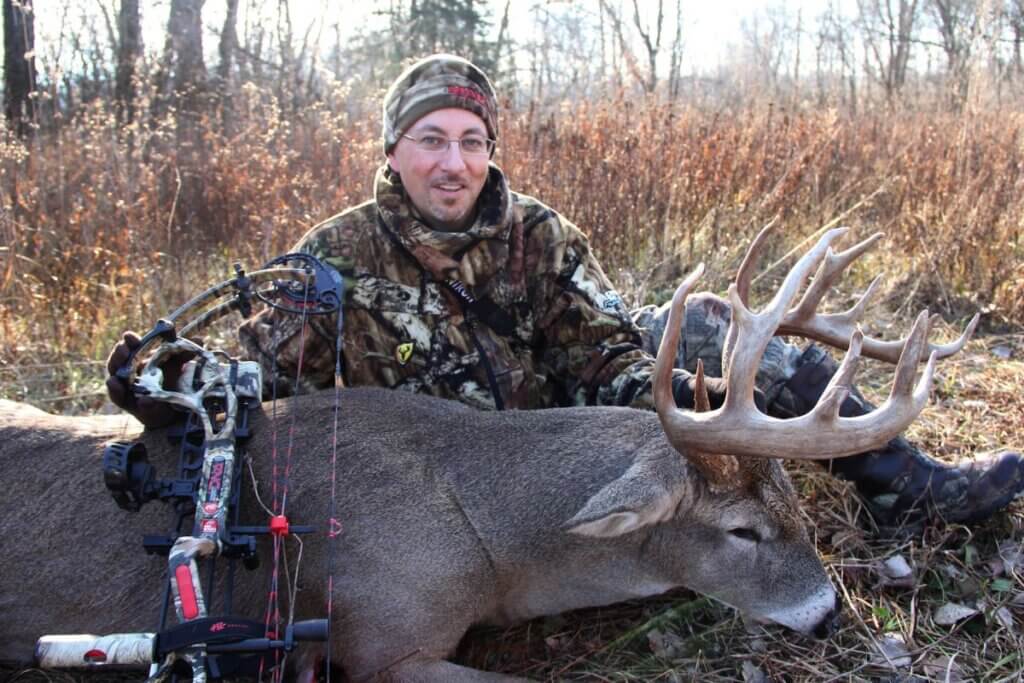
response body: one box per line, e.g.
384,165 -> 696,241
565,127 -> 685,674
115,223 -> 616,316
33,0 -> 856,79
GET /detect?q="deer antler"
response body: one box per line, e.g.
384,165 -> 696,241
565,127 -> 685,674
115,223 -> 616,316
737,227 -> 978,364
652,228 -> 941,461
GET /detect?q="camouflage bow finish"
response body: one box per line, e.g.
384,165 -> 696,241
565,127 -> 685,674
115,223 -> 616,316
113,257 -> 341,682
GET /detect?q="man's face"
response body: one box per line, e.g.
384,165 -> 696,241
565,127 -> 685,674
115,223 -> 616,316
387,108 -> 490,232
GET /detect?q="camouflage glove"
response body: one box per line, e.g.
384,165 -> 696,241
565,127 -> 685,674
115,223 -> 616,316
672,373 -> 767,412
105,331 -> 196,429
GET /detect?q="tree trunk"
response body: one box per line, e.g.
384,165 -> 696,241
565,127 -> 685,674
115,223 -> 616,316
218,0 -> 239,133
668,0 -> 683,100
631,0 -> 663,94
856,0 -> 919,107
115,0 -> 142,126
3,0 -> 36,136
168,0 -> 206,116
162,0 -> 207,247
218,0 -> 239,85
1012,0 -> 1024,78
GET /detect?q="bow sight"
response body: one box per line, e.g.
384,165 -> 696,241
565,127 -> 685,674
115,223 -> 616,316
36,253 -> 344,682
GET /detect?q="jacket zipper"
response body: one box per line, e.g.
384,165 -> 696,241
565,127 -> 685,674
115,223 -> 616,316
466,318 -> 505,411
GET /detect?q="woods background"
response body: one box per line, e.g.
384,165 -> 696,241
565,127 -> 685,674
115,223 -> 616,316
2,0 -> 1023,404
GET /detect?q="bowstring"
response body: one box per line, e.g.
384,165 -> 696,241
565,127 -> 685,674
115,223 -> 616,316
262,273 -> 314,683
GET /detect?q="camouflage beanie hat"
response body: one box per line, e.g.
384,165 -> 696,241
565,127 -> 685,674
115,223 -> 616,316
382,54 -> 498,155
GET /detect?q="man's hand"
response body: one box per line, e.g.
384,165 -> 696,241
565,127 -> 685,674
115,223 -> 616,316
105,331 -> 196,429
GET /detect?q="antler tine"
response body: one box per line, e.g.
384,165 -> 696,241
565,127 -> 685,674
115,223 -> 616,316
778,231 -> 978,364
813,328 -> 863,420
735,222 -> 776,306
721,228 -> 848,412
652,263 -> 706,418
847,275 -> 883,322
693,360 -> 711,413
788,232 -> 884,324
890,310 -> 933,398
782,301 -> 978,365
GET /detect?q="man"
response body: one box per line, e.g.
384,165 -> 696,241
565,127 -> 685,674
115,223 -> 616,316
108,54 -> 1023,532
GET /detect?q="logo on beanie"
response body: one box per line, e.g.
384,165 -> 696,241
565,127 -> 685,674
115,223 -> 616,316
448,85 -> 488,109
395,342 -> 414,365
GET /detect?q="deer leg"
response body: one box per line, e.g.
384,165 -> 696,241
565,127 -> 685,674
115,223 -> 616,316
775,344 -> 1024,532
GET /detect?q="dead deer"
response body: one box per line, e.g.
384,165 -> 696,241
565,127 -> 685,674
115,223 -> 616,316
0,228 -> 971,681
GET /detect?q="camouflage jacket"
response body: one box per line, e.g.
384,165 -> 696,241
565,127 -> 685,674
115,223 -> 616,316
239,164 -> 692,410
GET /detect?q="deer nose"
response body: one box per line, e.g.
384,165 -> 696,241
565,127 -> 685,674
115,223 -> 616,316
811,593 -> 843,639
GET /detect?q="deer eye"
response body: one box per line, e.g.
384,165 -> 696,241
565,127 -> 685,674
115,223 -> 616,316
728,527 -> 761,543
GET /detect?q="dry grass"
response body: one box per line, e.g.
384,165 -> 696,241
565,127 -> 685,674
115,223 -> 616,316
3,87 -> 1024,681
5,90 -> 1024,410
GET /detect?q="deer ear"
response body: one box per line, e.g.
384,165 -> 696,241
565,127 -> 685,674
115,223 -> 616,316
565,463 -> 689,538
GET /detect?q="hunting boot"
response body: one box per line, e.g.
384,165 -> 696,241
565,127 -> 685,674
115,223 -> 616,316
773,345 -> 1024,532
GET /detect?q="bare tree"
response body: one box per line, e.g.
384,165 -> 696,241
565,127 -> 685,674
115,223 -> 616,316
218,0 -> 239,87
631,0 -> 665,94
114,0 -> 142,126
155,0 -> 207,238
598,0 -> 653,93
516,3 -> 607,105
275,0 -> 295,109
667,0 -> 683,99
3,0 -> 36,135
217,0 -> 239,131
815,1 -> 859,108
239,0 -> 267,84
493,0 -> 512,87
927,0 -> 983,106
970,1 -> 1009,106
855,0 -> 919,105
157,0 -> 206,117
740,6 -> 796,98
1009,0 -> 1024,75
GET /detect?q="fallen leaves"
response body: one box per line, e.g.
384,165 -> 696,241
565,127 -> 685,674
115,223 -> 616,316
922,653 -> 968,682
875,553 -> 915,589
871,633 -> 912,669
932,602 -> 979,626
647,628 -> 685,659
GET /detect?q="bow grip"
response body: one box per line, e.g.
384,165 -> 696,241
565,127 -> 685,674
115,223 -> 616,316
115,319 -> 178,382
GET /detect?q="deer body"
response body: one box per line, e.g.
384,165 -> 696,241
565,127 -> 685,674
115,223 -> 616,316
0,388 -> 835,681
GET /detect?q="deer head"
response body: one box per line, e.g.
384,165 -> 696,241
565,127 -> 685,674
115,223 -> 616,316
566,227 -> 967,636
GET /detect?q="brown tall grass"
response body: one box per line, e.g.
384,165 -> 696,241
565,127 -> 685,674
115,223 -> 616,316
3,87 -> 1024,408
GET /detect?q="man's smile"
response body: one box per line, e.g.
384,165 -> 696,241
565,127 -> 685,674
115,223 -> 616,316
434,180 -> 465,191
432,180 -> 467,201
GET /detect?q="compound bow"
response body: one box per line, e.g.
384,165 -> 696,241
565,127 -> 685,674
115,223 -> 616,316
36,253 -> 345,683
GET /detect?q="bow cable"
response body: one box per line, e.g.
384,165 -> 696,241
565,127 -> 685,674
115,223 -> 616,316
262,272 -> 314,682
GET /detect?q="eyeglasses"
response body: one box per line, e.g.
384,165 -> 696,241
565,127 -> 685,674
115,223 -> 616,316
401,133 -> 495,156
